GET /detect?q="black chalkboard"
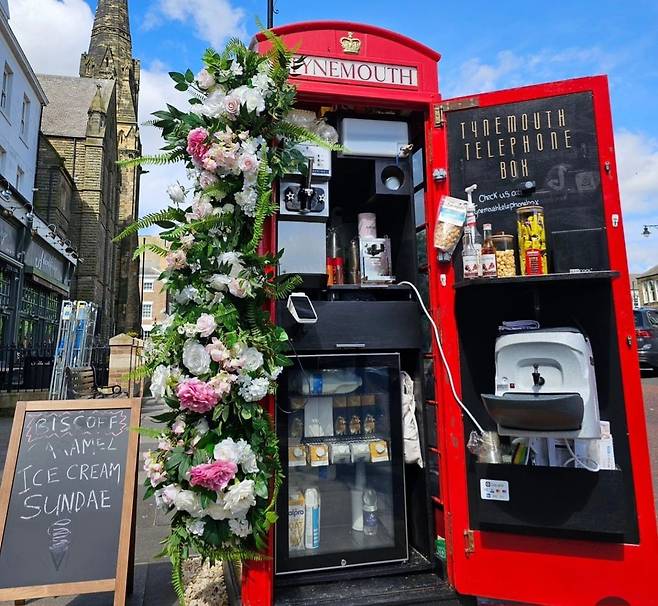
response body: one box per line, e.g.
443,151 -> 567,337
0,399 -> 141,603
447,92 -> 607,277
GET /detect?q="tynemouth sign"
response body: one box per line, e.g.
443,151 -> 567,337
293,55 -> 418,87
0,400 -> 141,605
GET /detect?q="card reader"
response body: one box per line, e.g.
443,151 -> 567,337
287,293 -> 318,324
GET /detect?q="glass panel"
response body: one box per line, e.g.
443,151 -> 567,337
277,353 -> 407,573
414,189 -> 425,227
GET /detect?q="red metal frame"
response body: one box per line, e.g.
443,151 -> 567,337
431,76 -> 658,605
246,21 -> 658,606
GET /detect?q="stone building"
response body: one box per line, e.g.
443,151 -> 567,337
139,235 -> 169,335
80,0 -> 142,335
33,0 -> 141,338
35,76 -> 118,338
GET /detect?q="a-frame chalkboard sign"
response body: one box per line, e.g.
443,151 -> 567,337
0,399 -> 141,605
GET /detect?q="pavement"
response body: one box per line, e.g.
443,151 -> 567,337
2,379 -> 658,605
0,397 -> 180,606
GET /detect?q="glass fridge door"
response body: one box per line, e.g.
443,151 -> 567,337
276,353 -> 408,574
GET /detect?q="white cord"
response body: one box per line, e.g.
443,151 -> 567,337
399,280 -> 486,435
564,439 -> 599,472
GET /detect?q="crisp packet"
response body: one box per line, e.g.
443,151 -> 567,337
434,195 -> 468,255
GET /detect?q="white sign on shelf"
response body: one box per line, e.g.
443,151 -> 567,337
480,479 -> 510,502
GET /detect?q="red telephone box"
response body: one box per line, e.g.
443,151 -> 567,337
234,21 -> 658,606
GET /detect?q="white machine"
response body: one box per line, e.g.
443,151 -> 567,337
482,328 -> 601,439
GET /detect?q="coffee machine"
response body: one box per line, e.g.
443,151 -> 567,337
278,144 -> 331,281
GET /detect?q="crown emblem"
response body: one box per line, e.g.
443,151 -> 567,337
340,32 -> 362,55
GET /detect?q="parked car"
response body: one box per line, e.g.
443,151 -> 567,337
634,308 -> 658,370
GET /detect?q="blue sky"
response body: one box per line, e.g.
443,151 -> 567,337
8,0 -> 658,272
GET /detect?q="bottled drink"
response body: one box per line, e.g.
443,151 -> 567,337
462,231 -> 479,280
362,489 -> 378,536
481,224 -> 497,278
465,203 -> 482,275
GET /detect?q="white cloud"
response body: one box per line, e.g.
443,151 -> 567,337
144,0 -> 246,49
9,0 -> 94,75
445,47 -> 617,97
138,62 -> 190,224
616,130 -> 658,216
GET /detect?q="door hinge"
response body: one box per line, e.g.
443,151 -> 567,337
464,529 -> 475,557
434,97 -> 480,127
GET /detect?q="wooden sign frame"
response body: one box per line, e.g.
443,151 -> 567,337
0,398 -> 142,605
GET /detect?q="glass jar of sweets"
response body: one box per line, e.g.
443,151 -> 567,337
492,233 -> 517,277
516,205 -> 548,275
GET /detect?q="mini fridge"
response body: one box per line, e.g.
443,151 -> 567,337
276,353 -> 408,574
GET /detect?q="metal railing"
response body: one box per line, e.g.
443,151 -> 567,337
0,344 -> 110,393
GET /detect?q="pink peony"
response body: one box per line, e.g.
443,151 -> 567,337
189,460 -> 238,492
187,128 -> 211,164
206,337 -> 230,363
176,378 -> 219,413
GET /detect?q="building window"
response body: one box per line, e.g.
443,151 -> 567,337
142,302 -> 153,320
143,279 -> 154,293
15,166 -> 24,190
1,63 -> 12,112
20,95 -> 30,138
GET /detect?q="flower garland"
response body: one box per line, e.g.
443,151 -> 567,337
116,33 -> 334,603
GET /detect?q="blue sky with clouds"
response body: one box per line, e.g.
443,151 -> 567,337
8,0 -> 658,272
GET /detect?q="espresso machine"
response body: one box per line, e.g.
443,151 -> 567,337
278,144 -> 331,281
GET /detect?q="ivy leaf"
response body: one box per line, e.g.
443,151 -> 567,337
169,71 -> 186,84
185,68 -> 195,83
266,511 -> 278,525
175,82 -> 189,92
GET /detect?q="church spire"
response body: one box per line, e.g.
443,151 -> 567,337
87,0 -> 132,66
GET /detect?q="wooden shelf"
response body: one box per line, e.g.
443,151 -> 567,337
454,270 -> 619,289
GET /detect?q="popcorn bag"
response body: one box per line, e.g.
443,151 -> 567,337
434,195 -> 468,257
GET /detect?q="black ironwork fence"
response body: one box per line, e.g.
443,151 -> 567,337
0,345 -> 111,393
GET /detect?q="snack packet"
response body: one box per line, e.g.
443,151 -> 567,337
434,195 -> 468,255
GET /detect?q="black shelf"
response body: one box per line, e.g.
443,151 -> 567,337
454,270 -> 619,289
326,284 -> 409,290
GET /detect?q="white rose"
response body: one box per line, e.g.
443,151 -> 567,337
214,437 -> 240,465
228,277 -> 252,299
167,183 -> 186,204
235,86 -> 265,114
222,94 -> 241,118
196,68 -> 216,90
208,273 -> 231,291
196,313 -> 217,338
198,89 -> 225,118
224,480 -> 256,518
204,494 -> 230,520
174,489 -> 204,517
182,340 -> 211,376
150,364 -> 170,401
240,347 -> 263,372
238,153 -> 259,174
229,518 -> 252,538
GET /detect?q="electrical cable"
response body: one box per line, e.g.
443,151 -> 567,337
398,280 -> 486,435
563,438 -> 599,472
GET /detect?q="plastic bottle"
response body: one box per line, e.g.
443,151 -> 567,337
362,488 -> 378,536
351,463 -> 365,532
296,369 -> 362,395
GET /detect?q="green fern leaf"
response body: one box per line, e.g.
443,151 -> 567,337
113,208 -> 185,242
132,242 -> 169,261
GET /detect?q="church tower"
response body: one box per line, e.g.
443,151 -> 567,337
80,0 -> 141,334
